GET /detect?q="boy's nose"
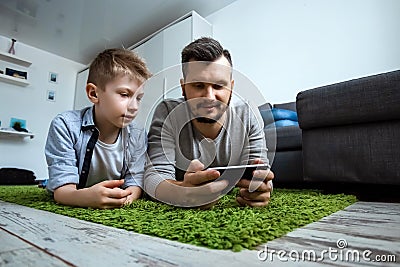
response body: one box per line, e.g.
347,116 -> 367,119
128,99 -> 139,111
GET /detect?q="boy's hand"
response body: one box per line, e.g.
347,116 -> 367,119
123,185 -> 142,206
86,180 -> 131,208
235,159 -> 274,207
54,180 -> 131,209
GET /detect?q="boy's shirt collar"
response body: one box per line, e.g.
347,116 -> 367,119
81,106 -> 96,131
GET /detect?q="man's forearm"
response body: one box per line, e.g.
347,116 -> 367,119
154,179 -> 184,205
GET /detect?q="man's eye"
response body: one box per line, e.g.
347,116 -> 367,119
193,83 -> 204,89
213,84 -> 223,89
120,93 -> 129,97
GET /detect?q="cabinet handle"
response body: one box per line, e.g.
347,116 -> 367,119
163,76 -> 167,100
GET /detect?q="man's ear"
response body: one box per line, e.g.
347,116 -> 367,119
86,83 -> 99,103
180,78 -> 185,97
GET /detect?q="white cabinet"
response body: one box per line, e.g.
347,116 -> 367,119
73,68 -> 90,110
72,11 -> 212,129
0,51 -> 31,86
131,11 -> 212,130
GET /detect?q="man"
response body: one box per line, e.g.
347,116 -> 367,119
144,37 -> 273,208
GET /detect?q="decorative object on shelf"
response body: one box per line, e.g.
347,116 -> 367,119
49,72 -> 58,83
5,68 -> 27,80
8,38 -> 17,55
9,118 -> 27,132
12,121 -> 29,133
47,90 -> 56,102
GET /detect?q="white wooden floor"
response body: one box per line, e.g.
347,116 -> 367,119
0,200 -> 399,267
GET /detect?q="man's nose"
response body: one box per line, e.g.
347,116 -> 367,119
204,85 -> 215,99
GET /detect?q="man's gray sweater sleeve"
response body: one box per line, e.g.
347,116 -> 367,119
144,101 -> 177,197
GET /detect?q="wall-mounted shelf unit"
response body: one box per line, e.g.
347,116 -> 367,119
0,128 -> 34,139
0,73 -> 30,86
0,51 -> 32,67
0,51 -> 31,86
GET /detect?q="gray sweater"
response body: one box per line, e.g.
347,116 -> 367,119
144,98 -> 268,197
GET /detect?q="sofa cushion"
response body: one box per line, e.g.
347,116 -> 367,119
272,108 -> 298,122
265,125 -> 302,151
297,70 -> 400,130
259,102 -> 298,128
274,120 -> 299,128
302,120 -> 400,185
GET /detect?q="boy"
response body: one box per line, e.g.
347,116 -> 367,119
45,48 -> 151,209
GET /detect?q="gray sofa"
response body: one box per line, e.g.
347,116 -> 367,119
259,102 -> 303,184
296,69 -> 400,186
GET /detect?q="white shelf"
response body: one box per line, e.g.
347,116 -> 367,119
0,73 -> 29,86
0,128 -> 34,139
0,51 -> 32,67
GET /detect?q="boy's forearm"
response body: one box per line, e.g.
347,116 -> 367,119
53,184 -> 90,207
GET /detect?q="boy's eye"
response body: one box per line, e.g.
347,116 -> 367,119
120,93 -> 129,97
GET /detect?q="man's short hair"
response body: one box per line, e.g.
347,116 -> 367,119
181,37 -> 232,79
88,48 -> 151,90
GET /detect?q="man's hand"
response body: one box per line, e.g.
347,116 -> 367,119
235,159 -> 274,207
54,180 -> 131,209
155,159 -> 228,208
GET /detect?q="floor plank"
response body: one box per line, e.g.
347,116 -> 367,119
0,229 -> 71,266
1,200 -> 399,266
259,202 -> 400,266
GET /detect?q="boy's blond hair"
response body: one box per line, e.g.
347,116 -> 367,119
87,48 -> 151,90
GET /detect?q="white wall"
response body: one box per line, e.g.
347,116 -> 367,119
0,35 -> 85,179
206,0 -> 400,103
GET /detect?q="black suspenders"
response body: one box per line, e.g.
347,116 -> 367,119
78,126 -> 99,189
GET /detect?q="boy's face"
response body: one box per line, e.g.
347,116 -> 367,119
180,56 -> 233,123
92,75 -> 144,129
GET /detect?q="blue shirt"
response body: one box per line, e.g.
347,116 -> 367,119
45,106 -> 146,192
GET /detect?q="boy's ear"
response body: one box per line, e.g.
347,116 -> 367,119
86,83 -> 99,103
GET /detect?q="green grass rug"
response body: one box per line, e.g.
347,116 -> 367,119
0,186 -> 357,252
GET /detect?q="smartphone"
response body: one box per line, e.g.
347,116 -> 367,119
207,163 -> 270,180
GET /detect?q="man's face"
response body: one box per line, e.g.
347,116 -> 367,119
181,56 -> 233,123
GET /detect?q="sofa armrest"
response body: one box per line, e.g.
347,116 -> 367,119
274,101 -> 297,112
296,70 -> 400,130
